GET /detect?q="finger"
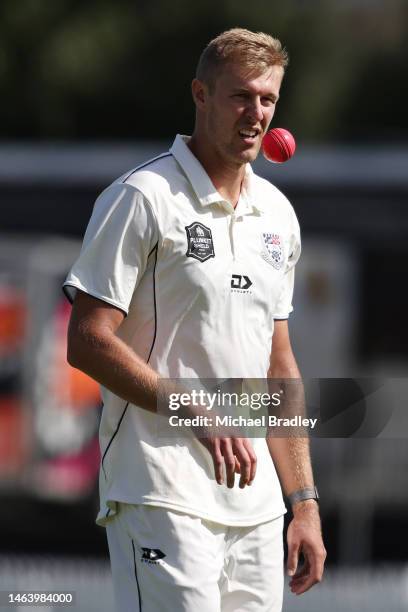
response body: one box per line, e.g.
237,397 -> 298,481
234,457 -> 241,473
286,540 -> 300,577
298,546 -> 325,582
289,558 -> 309,581
307,550 -> 325,586
289,558 -> 312,590
233,441 -> 252,488
243,439 -> 257,484
290,550 -> 325,594
211,440 -> 224,485
290,573 -> 316,595
220,439 -> 236,488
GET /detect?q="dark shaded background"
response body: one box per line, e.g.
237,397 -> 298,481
1,0 -> 407,142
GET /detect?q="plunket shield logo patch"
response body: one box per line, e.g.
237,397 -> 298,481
261,233 -> 284,270
185,222 -> 215,262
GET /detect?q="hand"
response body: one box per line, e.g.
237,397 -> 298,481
286,500 -> 326,595
199,436 -> 257,488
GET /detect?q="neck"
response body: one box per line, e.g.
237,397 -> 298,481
188,133 -> 246,208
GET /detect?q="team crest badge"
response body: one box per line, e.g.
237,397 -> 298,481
261,233 -> 284,269
185,222 -> 215,262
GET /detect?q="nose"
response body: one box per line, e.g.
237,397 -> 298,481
246,97 -> 263,123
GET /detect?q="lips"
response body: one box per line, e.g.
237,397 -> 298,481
239,128 -> 260,138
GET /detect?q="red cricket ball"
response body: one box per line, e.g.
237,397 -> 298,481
262,128 -> 296,163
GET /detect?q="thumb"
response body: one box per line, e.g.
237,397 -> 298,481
287,540 -> 300,577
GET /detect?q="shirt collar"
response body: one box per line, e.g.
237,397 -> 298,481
169,134 -> 263,214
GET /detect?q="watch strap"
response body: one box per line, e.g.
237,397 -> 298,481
288,486 -> 319,507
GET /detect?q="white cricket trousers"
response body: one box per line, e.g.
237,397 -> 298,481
106,502 -> 284,612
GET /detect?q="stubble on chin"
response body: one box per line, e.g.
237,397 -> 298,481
240,143 -> 262,164
213,133 -> 261,167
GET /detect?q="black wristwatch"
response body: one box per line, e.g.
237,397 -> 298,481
287,486 -> 319,507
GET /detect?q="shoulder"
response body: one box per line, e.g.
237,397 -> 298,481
120,151 -> 182,195
109,150 -> 195,226
89,176 -> 158,234
93,151 -> 181,215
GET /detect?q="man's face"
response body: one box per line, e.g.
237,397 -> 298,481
202,63 -> 284,166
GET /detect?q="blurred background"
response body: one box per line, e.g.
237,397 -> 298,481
1,0 -> 407,610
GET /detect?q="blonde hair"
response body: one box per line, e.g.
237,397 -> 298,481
196,28 -> 288,92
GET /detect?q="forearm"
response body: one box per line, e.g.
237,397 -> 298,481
266,379 -> 317,515
68,324 -> 159,413
267,336 -> 316,506
266,436 -> 314,498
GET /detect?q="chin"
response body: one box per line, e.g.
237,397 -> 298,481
224,143 -> 259,166
238,148 -> 259,163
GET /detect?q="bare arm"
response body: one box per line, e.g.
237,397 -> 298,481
67,290 -> 159,411
267,320 -> 326,595
67,289 -> 257,489
266,320 -> 314,497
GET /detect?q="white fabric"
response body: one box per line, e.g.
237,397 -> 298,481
106,502 -> 284,612
63,135 -> 301,527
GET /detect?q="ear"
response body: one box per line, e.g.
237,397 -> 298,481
191,78 -> 208,111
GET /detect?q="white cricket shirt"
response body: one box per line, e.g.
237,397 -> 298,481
64,135 -> 301,527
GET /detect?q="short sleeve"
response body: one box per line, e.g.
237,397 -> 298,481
273,206 -> 301,320
63,182 -> 159,314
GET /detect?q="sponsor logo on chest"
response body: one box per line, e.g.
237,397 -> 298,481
231,274 -> 252,293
